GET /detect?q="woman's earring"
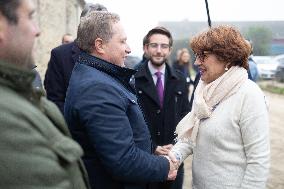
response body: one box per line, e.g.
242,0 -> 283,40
225,66 -> 229,71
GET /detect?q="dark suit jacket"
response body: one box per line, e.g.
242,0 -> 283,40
44,41 -> 81,113
134,62 -> 190,149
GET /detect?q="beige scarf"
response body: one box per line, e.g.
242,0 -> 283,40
176,66 -> 248,141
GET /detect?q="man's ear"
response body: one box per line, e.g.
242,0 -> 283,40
94,38 -> 105,54
169,46 -> 173,53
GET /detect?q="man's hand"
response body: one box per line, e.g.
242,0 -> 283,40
163,144 -> 173,150
154,146 -> 169,155
154,144 -> 173,155
164,156 -> 177,180
168,151 -> 180,170
167,169 -> 177,180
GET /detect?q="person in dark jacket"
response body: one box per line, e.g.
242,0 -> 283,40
134,27 -> 190,189
0,0 -> 90,188
31,64 -> 43,89
172,48 -> 193,86
64,11 -> 177,189
62,33 -> 74,44
44,3 -> 107,113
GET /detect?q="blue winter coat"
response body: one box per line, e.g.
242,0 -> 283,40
64,53 -> 169,189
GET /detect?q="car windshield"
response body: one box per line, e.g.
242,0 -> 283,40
257,60 -> 270,64
277,58 -> 284,65
253,56 -> 272,64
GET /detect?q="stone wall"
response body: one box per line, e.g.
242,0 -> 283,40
32,0 -> 84,79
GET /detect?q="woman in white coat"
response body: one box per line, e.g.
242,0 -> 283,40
169,25 -> 270,189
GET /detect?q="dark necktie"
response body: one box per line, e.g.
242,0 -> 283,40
155,71 -> 164,107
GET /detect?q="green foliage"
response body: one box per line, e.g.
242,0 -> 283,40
245,26 -> 272,56
259,83 -> 284,95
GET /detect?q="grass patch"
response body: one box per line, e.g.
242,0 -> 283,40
259,83 -> 284,95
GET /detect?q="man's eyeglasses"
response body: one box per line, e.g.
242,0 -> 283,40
194,51 -> 211,62
148,43 -> 170,49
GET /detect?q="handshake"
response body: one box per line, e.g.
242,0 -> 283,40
154,144 -> 181,181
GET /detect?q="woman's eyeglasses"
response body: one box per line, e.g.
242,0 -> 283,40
194,51 -> 211,62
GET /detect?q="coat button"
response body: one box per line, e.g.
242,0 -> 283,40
156,109 -> 161,114
138,90 -> 142,94
174,132 -> 178,138
157,131 -> 161,136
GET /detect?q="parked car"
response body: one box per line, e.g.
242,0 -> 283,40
275,54 -> 284,82
253,56 -> 278,79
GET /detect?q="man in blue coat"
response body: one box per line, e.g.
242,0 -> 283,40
44,3 -> 107,113
64,11 -> 177,189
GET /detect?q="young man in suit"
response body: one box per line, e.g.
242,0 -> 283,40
134,27 -> 190,189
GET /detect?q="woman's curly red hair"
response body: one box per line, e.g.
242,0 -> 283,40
190,25 -> 251,70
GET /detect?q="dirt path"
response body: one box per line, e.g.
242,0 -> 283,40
182,91 -> 284,189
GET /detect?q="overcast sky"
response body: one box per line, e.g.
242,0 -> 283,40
86,0 -> 284,57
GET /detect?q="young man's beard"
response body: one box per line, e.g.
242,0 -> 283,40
149,57 -> 166,68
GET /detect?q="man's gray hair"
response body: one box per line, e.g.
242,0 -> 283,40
77,11 -> 120,53
80,3 -> 107,18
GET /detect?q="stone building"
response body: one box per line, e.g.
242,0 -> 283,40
33,0 -> 85,79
